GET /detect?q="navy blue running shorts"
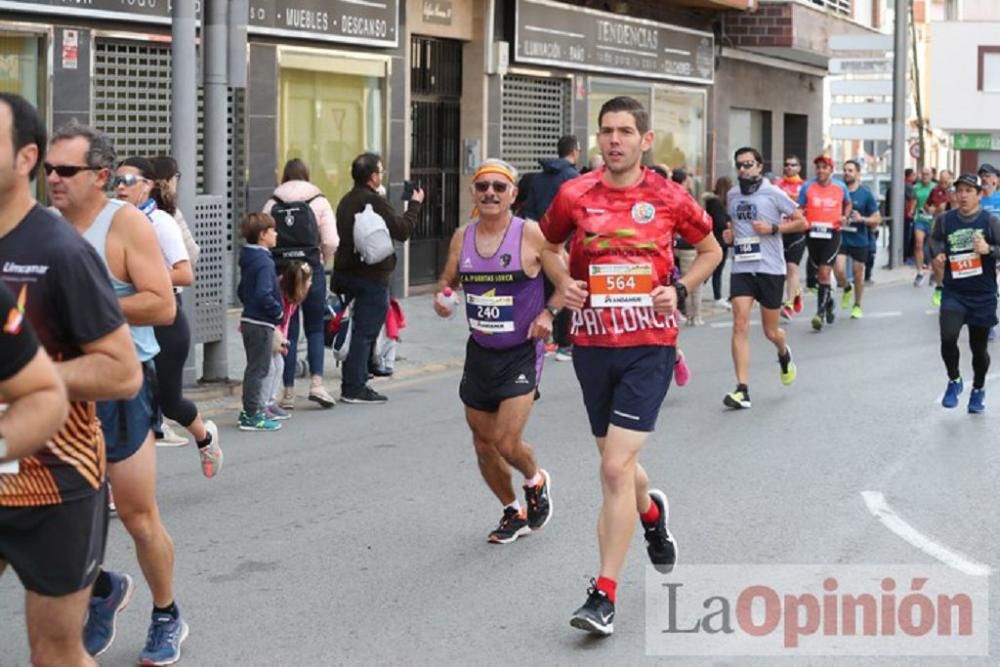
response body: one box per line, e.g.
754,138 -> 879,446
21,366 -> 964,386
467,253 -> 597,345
940,291 -> 999,329
571,345 -> 675,437
97,362 -> 156,463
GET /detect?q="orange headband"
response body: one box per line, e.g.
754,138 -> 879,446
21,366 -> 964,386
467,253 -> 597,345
473,164 -> 516,183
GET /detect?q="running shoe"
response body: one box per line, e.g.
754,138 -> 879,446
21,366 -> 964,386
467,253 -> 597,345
778,346 -> 796,386
279,387 -> 296,410
544,342 -> 558,357
340,386 -> 388,404
715,298 -> 732,311
692,317 -> 706,326
237,411 -> 281,431
84,571 -> 135,657
811,314 -> 824,331
780,303 -> 793,321
840,286 -> 853,310
793,291 -> 803,313
932,287 -> 942,307
155,423 -> 189,448
139,609 -> 189,666
968,388 -> 986,414
524,469 -> 552,530
674,352 -> 690,387
825,298 -> 836,324
554,346 -> 573,362
642,489 -> 677,573
850,305 -> 863,319
914,272 -> 926,287
265,403 -> 291,421
942,378 -> 963,409
108,483 -> 117,516
723,388 -> 751,409
308,385 -> 336,408
487,506 -> 530,544
570,580 -> 615,636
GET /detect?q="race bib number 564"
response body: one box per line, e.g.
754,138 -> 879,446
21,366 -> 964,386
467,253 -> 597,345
588,264 -> 654,308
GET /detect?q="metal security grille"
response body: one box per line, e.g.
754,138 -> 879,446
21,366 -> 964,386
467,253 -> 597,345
93,38 -> 246,327
501,75 -> 572,176
809,0 -> 851,15
410,37 -> 462,284
193,195 -> 227,343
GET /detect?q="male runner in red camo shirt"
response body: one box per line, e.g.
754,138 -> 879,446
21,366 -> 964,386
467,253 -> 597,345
540,96 -> 721,636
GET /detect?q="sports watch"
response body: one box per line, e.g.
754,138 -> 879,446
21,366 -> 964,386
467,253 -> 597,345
546,305 -> 561,317
674,281 -> 688,305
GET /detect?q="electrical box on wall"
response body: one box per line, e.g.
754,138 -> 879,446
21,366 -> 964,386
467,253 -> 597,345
490,40 -> 509,76
463,138 -> 481,175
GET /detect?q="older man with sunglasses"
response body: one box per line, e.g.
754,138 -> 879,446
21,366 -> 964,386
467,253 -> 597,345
433,158 -> 557,544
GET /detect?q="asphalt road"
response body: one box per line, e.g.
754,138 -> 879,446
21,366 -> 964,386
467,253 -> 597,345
2,281 -> 999,666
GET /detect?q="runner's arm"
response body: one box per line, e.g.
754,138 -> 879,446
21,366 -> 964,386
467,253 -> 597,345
56,324 -> 143,401
115,207 -> 176,326
0,348 -> 67,462
433,227 -> 465,317
678,233 -> 722,293
779,208 -> 808,234
541,241 -> 587,310
524,222 -> 565,311
928,214 -> 947,259
169,260 -> 194,287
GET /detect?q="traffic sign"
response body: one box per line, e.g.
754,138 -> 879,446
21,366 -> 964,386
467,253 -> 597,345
909,142 -> 921,159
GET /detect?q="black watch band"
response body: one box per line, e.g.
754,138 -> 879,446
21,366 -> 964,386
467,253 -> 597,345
771,223 -> 780,236
546,305 -> 560,317
674,281 -> 688,303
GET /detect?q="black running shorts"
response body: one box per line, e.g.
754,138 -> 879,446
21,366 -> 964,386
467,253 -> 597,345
837,245 -> 868,263
730,272 -> 786,310
783,232 -> 806,264
807,231 -> 842,269
0,485 -> 108,596
572,345 -> 675,437
460,337 -> 543,412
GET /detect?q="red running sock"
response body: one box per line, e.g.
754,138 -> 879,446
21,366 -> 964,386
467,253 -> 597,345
596,576 -> 617,603
639,498 -> 660,525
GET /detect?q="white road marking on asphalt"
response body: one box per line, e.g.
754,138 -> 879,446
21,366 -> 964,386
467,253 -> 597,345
925,309 -> 937,315
861,491 -> 993,576
861,311 -> 903,319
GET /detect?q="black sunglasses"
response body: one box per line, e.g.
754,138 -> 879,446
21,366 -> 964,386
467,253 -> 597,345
43,162 -> 101,178
735,160 -> 758,170
784,162 -> 799,167
474,181 -> 510,193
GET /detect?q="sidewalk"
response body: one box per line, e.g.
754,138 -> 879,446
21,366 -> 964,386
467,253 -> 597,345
187,243 -> 915,402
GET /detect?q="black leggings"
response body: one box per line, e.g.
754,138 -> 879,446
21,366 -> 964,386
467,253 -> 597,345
153,294 -> 199,427
940,310 -> 991,389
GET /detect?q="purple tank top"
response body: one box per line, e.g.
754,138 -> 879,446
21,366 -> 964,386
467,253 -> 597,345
459,216 -> 545,349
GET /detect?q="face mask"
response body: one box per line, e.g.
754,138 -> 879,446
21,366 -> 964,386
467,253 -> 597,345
738,175 -> 763,195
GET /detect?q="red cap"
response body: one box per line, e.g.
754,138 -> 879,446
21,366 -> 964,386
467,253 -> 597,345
813,155 -> 834,168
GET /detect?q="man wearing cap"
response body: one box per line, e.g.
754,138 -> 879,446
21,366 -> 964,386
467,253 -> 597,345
978,164 -> 1000,215
798,155 -> 852,331
432,158 -> 555,544
930,173 -> 1000,413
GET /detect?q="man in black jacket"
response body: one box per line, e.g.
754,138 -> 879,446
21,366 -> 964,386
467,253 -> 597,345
519,135 -> 580,222
333,153 -> 423,404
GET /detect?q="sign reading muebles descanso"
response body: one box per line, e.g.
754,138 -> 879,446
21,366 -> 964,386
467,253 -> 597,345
0,0 -> 399,47
514,0 -> 714,84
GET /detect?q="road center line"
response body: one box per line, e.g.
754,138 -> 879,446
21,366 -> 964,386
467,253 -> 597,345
861,491 -> 993,576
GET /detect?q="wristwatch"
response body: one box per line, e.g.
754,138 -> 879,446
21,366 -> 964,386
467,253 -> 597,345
771,223 -> 780,236
674,281 -> 688,304
545,305 -> 561,317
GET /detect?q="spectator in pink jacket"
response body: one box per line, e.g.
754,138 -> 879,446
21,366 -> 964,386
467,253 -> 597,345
262,159 -> 338,408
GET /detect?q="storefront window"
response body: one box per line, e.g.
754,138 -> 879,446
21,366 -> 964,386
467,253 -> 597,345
0,34 -> 40,106
652,86 -> 706,193
279,65 -> 384,206
587,79 -> 706,193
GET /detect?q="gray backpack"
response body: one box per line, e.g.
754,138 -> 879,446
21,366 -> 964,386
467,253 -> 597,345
353,204 -> 394,264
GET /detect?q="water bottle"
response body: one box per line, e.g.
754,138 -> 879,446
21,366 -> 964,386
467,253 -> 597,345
437,287 -> 460,319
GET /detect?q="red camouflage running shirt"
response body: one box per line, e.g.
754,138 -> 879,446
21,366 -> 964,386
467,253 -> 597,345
540,167 -> 712,348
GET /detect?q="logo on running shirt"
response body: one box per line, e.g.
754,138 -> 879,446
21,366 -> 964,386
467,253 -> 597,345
500,253 -> 512,268
2,285 -> 26,335
631,202 -> 656,224
463,257 -> 473,267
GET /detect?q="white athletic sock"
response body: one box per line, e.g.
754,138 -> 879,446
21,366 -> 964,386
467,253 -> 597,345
505,500 -> 522,513
524,471 -> 543,488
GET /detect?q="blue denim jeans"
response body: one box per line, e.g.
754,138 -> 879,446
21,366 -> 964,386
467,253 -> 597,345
336,273 -> 389,394
282,262 -> 327,387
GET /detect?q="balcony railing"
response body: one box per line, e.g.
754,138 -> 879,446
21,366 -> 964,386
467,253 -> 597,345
808,0 -> 851,15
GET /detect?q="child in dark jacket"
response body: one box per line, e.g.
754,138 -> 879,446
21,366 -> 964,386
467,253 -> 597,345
237,212 -> 283,431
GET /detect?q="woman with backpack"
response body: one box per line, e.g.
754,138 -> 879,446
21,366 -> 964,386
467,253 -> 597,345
262,159 -> 338,409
